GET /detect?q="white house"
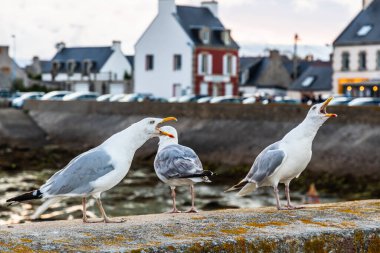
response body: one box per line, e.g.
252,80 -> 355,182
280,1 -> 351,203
332,0 -> 380,97
42,41 -> 133,94
134,0 -> 239,99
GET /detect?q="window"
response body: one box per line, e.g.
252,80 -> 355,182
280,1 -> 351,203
198,53 -> 211,74
341,52 -> 350,71
301,76 -> 315,87
173,54 -> 182,71
356,25 -> 372,37
358,51 -> 367,70
82,60 -> 93,76
223,54 -> 237,75
145,55 -> 154,71
377,51 -> 380,69
67,60 -> 76,76
221,30 -> 231,45
200,27 -> 210,44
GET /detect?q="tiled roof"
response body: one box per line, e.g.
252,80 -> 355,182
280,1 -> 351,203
334,0 -> 380,46
51,47 -> 114,73
175,6 -> 239,49
289,62 -> 333,91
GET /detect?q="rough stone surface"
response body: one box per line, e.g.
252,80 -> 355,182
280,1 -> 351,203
0,200 -> 379,252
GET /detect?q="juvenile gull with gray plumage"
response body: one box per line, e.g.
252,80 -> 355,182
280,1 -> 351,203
226,97 -> 337,210
7,117 -> 177,223
154,126 -> 213,213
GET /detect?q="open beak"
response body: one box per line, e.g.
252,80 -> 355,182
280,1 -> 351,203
320,97 -> 337,118
157,117 -> 177,138
160,117 -> 178,123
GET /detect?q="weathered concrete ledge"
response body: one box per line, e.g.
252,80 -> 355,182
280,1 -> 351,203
0,200 -> 379,252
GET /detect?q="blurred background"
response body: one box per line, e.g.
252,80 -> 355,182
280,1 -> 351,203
0,0 -> 379,224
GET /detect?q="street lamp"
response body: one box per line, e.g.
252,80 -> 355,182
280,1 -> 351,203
11,34 -> 16,82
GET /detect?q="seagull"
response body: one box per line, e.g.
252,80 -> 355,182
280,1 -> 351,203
226,97 -> 337,210
6,117 -> 177,223
154,126 -> 213,213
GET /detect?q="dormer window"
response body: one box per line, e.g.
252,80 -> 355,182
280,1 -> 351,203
82,60 -> 93,76
200,27 -> 210,44
301,76 -> 315,87
221,30 -> 231,45
356,25 -> 372,37
67,60 -> 76,76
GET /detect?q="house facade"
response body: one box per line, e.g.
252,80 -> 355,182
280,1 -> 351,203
0,46 -> 28,90
42,41 -> 133,94
239,50 -> 293,96
332,0 -> 380,97
135,0 -> 239,98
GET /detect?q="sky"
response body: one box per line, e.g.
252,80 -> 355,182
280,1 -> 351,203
0,0 -> 362,66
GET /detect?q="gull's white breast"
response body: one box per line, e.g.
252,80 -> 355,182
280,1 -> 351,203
270,140 -> 312,184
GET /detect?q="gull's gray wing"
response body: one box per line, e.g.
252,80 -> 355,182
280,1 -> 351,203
154,144 -> 203,179
40,148 -> 115,196
246,142 -> 286,184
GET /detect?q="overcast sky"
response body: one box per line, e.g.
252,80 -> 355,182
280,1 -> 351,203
0,0 -> 362,65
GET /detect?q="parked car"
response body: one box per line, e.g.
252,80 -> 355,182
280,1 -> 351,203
328,97 -> 354,106
197,96 -> 212,103
242,97 -> 257,104
118,93 -> 154,102
62,92 -> 99,101
348,97 -> 380,106
168,97 -> 179,103
11,92 -> 45,108
96,94 -> 114,102
177,95 -> 206,103
41,91 -> 72,101
210,96 -> 243,104
109,94 -> 126,102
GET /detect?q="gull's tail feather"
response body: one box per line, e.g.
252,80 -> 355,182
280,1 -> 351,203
237,183 -> 257,196
177,170 -> 215,183
6,190 -> 43,205
30,197 -> 62,220
225,179 -> 248,193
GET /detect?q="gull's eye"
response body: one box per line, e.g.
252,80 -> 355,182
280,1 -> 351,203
312,106 -> 316,110
149,120 -> 155,125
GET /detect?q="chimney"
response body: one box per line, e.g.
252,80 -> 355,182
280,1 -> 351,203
159,0 -> 176,15
201,1 -> 218,17
55,42 -> 66,52
0,46 -> 9,57
269,50 -> 280,59
362,0 -> 373,9
112,40 -> 121,51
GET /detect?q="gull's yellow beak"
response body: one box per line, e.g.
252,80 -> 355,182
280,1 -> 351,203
320,97 -> 337,118
157,117 -> 177,138
160,117 -> 178,123
159,130 -> 175,138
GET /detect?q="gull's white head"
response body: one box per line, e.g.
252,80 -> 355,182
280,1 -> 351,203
306,97 -> 337,124
137,117 -> 177,139
157,126 -> 179,150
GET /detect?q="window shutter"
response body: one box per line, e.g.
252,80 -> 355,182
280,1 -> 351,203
232,55 -> 237,76
198,54 -> 203,74
207,54 -> 212,74
223,55 -> 227,75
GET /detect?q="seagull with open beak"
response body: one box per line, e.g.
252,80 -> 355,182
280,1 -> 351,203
226,97 -> 337,210
7,117 -> 177,223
